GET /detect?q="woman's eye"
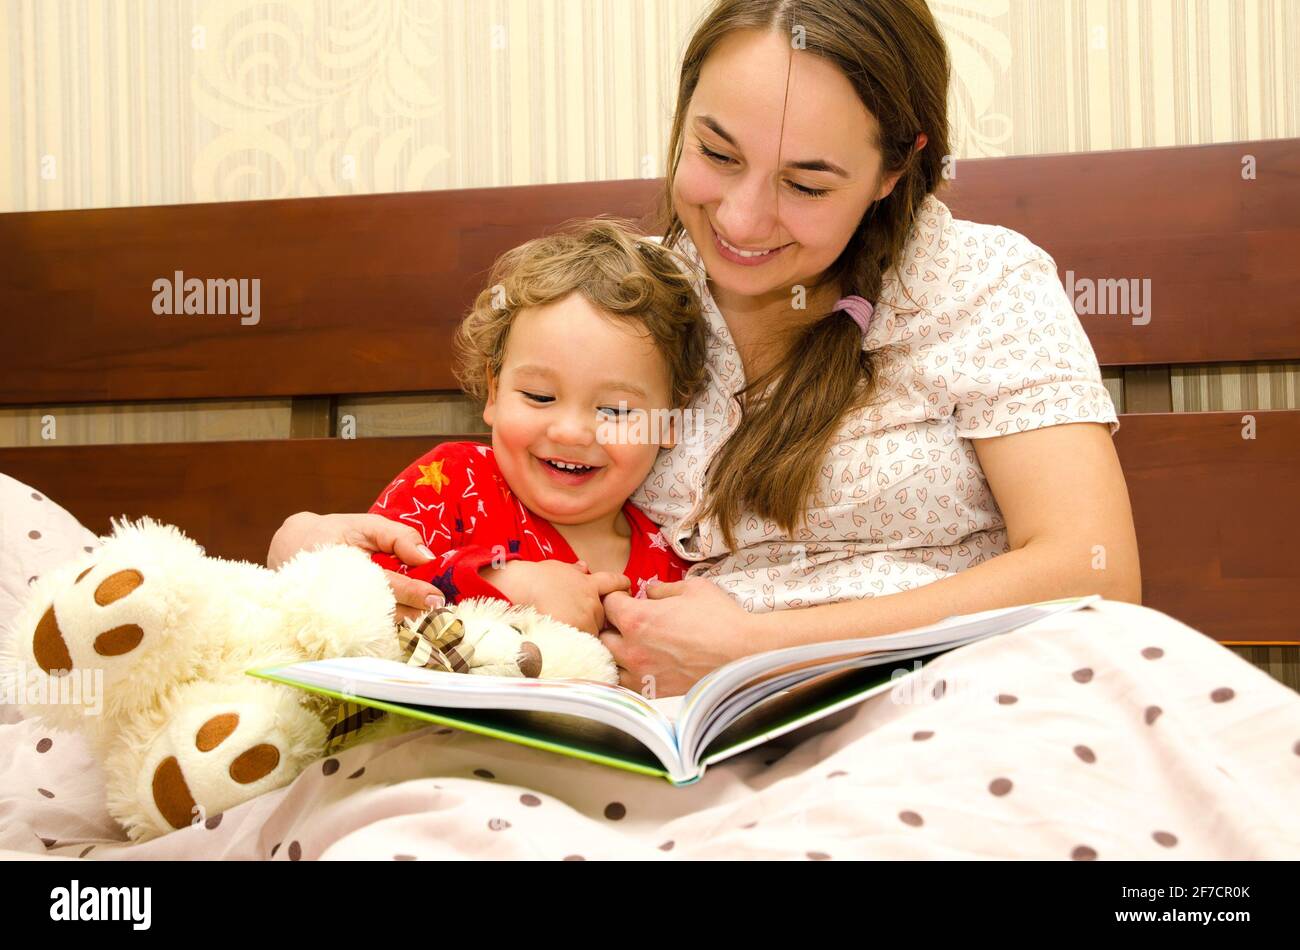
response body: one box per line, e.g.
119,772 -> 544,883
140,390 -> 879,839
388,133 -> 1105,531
789,181 -> 829,199
520,391 -> 554,404
697,141 -> 827,198
695,142 -> 734,165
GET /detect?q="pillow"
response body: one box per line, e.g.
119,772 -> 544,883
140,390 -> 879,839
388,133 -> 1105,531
0,474 -> 100,723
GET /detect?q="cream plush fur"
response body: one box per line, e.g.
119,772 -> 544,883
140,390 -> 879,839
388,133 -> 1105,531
0,517 -> 618,841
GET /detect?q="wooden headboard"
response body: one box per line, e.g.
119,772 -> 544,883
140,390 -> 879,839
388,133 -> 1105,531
2,139 -> 1297,644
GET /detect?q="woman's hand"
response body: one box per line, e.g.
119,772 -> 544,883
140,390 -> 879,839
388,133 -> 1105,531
599,577 -> 765,697
267,511 -> 446,622
479,560 -> 631,635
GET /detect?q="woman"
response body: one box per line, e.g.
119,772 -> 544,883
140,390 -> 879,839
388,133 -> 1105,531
269,0 -> 1140,697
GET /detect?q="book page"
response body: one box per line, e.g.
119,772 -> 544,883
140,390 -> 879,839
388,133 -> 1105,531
698,662 -> 911,766
252,656 -> 684,771
647,695 -> 685,725
676,594 -> 1102,762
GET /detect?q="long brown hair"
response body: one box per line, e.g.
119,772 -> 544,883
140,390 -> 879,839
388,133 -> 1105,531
656,0 -> 952,550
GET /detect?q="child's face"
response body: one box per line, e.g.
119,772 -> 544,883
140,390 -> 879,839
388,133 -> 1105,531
483,292 -> 678,527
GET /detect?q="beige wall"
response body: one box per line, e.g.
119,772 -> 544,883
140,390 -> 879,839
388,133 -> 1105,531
4,0 -> 1298,211
1,0 -> 1297,447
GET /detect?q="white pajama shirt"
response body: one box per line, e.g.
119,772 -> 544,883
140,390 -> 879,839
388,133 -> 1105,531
633,194 -> 1119,612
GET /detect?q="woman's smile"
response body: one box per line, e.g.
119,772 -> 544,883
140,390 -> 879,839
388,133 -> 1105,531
711,221 -> 793,265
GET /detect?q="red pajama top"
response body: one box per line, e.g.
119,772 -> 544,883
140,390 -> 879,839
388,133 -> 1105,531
368,441 -> 687,604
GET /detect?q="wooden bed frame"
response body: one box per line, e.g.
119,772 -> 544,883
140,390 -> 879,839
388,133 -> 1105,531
2,138 -> 1297,644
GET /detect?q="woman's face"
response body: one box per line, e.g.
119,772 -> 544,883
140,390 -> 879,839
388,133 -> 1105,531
482,293 -> 676,527
673,28 -> 904,302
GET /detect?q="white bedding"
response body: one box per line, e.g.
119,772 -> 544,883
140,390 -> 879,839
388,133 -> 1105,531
3,472 -> 1298,860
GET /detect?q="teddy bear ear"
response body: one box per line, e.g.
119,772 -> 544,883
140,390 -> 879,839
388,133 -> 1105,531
104,515 -> 205,556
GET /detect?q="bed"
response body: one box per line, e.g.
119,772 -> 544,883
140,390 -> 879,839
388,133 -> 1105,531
1,139 -> 1298,859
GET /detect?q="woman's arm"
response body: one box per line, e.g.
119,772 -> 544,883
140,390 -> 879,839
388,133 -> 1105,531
752,421 -> 1140,646
601,422 -> 1140,692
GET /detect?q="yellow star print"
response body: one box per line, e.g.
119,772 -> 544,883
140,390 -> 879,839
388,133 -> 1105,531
414,460 -> 451,493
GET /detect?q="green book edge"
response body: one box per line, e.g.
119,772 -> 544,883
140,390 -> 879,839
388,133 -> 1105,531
248,669 -> 679,783
250,649 -> 949,788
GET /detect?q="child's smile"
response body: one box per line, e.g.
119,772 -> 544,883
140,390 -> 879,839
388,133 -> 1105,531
534,453 -> 604,486
483,291 -> 677,530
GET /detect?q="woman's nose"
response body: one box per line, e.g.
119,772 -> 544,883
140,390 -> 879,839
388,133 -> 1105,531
716,168 -> 781,244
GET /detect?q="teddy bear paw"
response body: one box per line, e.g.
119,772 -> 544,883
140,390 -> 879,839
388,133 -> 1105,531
109,679 -> 326,840
19,557 -> 193,724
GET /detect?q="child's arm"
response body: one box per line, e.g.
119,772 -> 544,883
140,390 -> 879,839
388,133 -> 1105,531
367,443 -> 522,604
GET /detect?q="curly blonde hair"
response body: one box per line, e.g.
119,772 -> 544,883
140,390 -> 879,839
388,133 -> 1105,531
454,215 -> 708,410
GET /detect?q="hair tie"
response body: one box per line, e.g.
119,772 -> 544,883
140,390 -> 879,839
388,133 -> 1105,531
835,295 -> 875,335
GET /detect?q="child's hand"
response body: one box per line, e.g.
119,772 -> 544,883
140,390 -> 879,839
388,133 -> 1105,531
479,560 -> 630,634
268,511 -> 444,622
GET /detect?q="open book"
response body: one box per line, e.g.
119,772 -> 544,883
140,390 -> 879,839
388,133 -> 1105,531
250,594 -> 1100,786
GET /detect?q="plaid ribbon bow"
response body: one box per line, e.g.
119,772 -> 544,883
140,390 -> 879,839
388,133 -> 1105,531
322,607 -> 473,755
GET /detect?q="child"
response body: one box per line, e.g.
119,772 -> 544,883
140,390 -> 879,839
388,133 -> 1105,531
367,217 -> 708,635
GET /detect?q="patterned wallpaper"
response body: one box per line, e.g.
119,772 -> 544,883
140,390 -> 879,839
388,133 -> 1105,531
0,0 -> 1297,446
3,0 -> 1297,211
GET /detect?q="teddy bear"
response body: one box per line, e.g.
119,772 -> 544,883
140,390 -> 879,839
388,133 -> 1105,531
0,516 -> 618,841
